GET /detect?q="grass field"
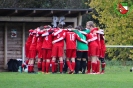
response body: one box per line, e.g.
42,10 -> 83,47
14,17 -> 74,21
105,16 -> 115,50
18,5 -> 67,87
0,66 -> 133,88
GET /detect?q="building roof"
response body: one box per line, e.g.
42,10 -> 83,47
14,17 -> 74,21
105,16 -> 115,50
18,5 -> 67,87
0,8 -> 92,17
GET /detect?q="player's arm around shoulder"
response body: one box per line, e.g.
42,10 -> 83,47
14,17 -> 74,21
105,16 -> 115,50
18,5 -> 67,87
79,29 -> 90,35
75,33 -> 88,44
52,28 -> 63,36
71,29 -> 80,36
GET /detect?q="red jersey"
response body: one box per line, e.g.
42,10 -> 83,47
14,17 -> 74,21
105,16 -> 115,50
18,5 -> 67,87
91,28 -> 101,48
52,28 -> 66,47
42,31 -> 53,49
36,34 -> 43,50
29,34 -> 37,50
87,33 -> 98,47
90,27 -> 98,33
25,34 -> 33,47
25,33 -> 33,57
65,31 -> 83,49
100,35 -> 106,51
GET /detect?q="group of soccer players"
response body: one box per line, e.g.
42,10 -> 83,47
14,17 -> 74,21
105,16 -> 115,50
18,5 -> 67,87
24,21 -> 106,74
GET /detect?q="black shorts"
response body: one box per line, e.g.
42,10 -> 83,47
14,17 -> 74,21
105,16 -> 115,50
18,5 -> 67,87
76,51 -> 88,59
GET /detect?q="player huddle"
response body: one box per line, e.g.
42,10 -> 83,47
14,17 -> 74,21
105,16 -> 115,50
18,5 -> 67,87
24,21 -> 106,74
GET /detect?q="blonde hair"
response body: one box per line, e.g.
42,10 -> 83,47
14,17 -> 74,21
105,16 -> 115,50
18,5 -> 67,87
86,21 -> 95,27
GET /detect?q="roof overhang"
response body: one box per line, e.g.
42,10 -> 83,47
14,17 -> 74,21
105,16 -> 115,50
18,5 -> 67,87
0,8 -> 92,17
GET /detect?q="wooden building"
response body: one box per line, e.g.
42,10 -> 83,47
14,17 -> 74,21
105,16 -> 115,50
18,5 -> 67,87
0,8 -> 92,70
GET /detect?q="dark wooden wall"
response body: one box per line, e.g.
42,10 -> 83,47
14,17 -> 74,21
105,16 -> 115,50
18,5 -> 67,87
7,23 -> 22,61
0,25 -> 4,69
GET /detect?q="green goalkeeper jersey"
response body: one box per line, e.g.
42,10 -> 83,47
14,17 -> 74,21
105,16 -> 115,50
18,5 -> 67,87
72,29 -> 90,51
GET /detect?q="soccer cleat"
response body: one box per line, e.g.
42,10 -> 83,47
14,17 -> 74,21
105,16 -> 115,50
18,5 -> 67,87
96,72 -> 100,74
45,72 -> 50,74
38,68 -> 42,72
60,72 -> 63,74
42,72 -> 45,74
86,70 -> 91,74
82,69 -> 86,74
90,72 -> 96,75
86,72 -> 90,74
79,71 -> 82,74
68,70 -> 74,74
74,72 -> 79,74
29,71 -> 38,74
52,72 -> 55,74
100,70 -> 105,74
63,71 -> 67,74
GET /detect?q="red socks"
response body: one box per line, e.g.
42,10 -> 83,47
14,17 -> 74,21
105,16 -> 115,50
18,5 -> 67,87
67,61 -> 73,71
96,60 -> 100,73
54,63 -> 58,72
87,61 -> 91,73
92,62 -> 97,73
28,65 -> 34,72
46,62 -> 50,73
42,62 -> 46,72
30,65 -> 34,72
26,60 -> 29,65
59,61 -> 63,73
37,62 -> 42,71
28,65 -> 31,72
71,62 -> 75,71
51,61 -> 55,73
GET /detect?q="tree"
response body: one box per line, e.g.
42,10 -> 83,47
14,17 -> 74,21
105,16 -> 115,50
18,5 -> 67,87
87,0 -> 133,62
0,0 -> 88,9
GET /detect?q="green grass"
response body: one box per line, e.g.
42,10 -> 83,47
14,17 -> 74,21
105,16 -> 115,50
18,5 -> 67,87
0,66 -> 133,88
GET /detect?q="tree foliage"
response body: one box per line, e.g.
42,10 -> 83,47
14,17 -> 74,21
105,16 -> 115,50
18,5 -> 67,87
88,0 -> 133,61
0,0 -> 88,9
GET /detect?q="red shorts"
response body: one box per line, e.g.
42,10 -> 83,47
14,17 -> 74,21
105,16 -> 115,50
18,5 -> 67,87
89,46 -> 99,56
99,49 -> 106,58
28,50 -> 37,59
42,49 -> 52,59
36,48 -> 43,58
66,49 -> 76,58
51,45 -> 64,57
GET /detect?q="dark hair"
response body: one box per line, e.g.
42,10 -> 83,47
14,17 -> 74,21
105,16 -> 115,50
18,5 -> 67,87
67,25 -> 73,28
39,26 -> 44,30
78,25 -> 84,31
57,24 -> 63,28
75,26 -> 81,30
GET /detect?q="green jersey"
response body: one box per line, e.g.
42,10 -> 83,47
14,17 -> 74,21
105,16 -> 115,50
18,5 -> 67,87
72,29 -> 90,51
